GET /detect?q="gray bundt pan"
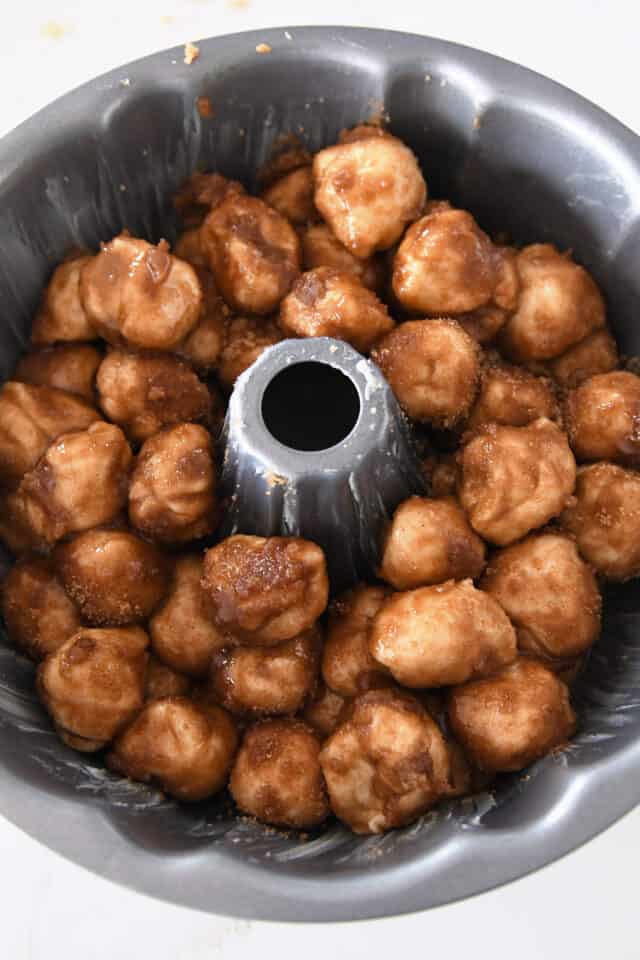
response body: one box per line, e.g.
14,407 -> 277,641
0,26 -> 639,922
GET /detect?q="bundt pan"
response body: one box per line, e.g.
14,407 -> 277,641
0,26 -> 639,922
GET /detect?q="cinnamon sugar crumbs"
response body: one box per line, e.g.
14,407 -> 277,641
255,43 -> 272,54
184,42 -> 200,65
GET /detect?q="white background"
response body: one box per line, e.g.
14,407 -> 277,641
1,2 -> 639,957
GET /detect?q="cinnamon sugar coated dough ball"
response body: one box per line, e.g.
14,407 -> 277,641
129,423 -> 216,543
230,719 -> 328,828
0,381 -> 99,490
1,558 -> 81,661
173,228 -> 207,268
301,223 -> 385,292
371,319 -> 480,426
96,349 -> 211,444
499,244 -> 606,361
423,455 -> 459,497
322,585 -> 390,697
209,626 -> 320,716
201,194 -> 300,314
319,689 -> 451,834
459,418 -> 576,545
565,371 -> 640,465
303,683 -> 347,738
15,344 -> 102,401
560,462 -> 640,580
279,267 -> 394,352
150,555 -> 227,676
468,365 -> 558,430
174,172 -> 245,227
37,626 -> 148,745
448,658 -> 576,772
549,327 -> 618,388
176,271 -> 229,372
31,256 -> 95,344
144,654 -> 191,701
201,535 -> 329,645
54,529 -> 168,626
3,421 -> 132,548
392,206 -> 518,317
262,166 -> 317,226
216,315 -> 282,389
379,496 -> 486,590
481,533 -> 601,662
370,579 -> 517,688
80,234 -> 202,349
313,135 -> 426,259
108,697 -> 237,801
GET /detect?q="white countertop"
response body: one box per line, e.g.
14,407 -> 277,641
0,2 -> 638,957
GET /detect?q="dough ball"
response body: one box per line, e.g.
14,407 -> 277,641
216,315 -> 282,390
302,683 -> 347,738
230,719 -> 328,828
499,244 -> 605,362
55,529 -> 168,626
31,256 -> 96,345
459,418 -> 576,545
201,194 -> 300,314
319,688 -> 450,833
15,344 -> 102,401
262,166 -> 317,226
565,371 -> 640,465
144,654 -> 192,701
379,496 -> 486,590
301,223 -> 385,292
150,555 -> 227,676
175,270 -> 230,373
128,423 -> 216,543
201,535 -> 329,645
467,365 -> 558,430
370,579 -> 517,688
371,319 -> 480,426
279,267 -> 393,352
338,124 -> 391,145
448,657 -> 576,772
1,558 -> 81,661
96,348 -> 211,444
549,327 -> 619,388
173,228 -> 208,268
422,455 -> 459,497
481,533 -> 601,662
313,135 -> 426,259
174,172 -> 245,227
108,697 -> 237,801
322,585 -> 391,697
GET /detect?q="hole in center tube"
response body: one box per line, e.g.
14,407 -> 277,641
261,361 -> 361,452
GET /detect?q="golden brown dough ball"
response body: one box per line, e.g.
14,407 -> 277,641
0,381 -> 99,490
279,267 -> 394,353
173,228 -> 208,268
560,462 -> 640,580
392,206 -> 518,317
37,625 -> 148,745
174,172 -> 246,228
370,579 -> 517,688
128,423 -> 216,543
209,626 -> 320,716
459,418 -> 576,545
176,270 -> 229,373
319,688 -> 450,834
80,235 -> 202,350
447,658 -> 576,772
15,345 -> 102,401
108,697 -> 237,801
258,138 -> 313,187
54,529 -> 168,626
565,371 -> 640,465
467,365 -> 558,430
499,244 -> 605,362
371,319 -> 480,426
302,683 -> 347,738
422,454 -> 459,497
144,654 -> 192,701
313,135 -> 426,259
150,555 -> 227,676
230,719 -> 328,828
4,421 -> 132,549
31,256 -> 96,345
481,533 -> 601,663
216,315 -> 282,390
322,585 -> 391,697
262,166 -> 317,226
202,535 -> 329,646
301,223 -> 385,292
201,195 -> 300,315
379,496 -> 486,590
549,327 -> 618,388
1,558 -> 81,661
96,349 -> 211,444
